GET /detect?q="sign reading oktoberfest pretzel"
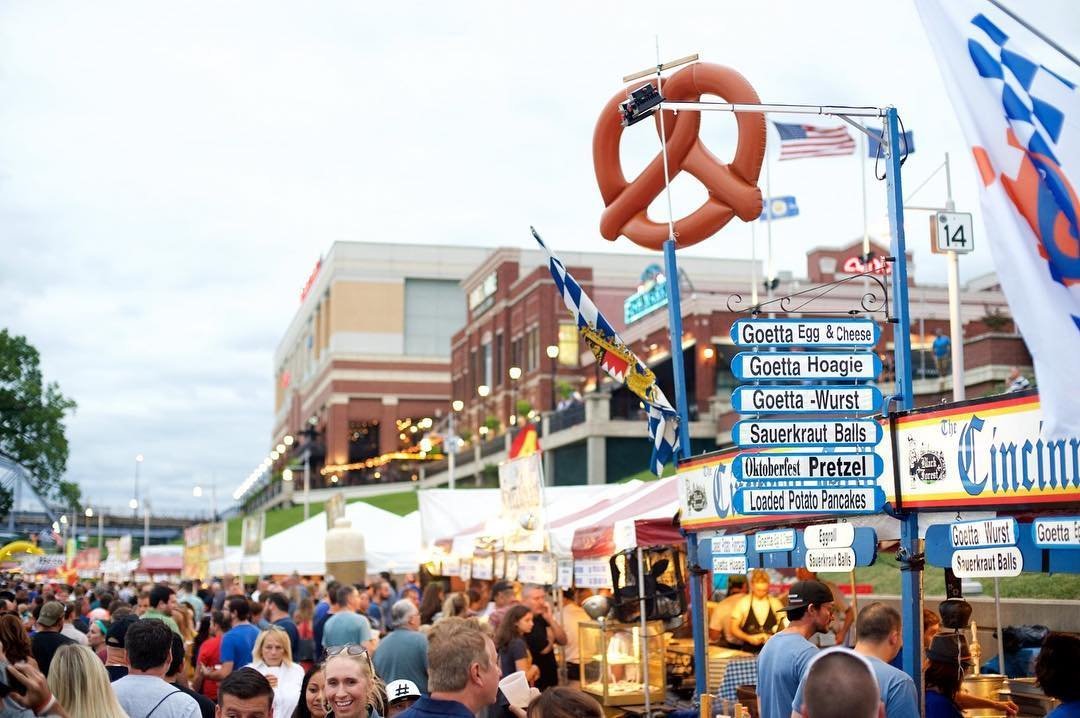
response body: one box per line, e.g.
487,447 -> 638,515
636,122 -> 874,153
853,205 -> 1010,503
593,62 -> 766,250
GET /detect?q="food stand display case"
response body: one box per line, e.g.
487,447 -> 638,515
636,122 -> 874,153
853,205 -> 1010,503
580,619 -> 666,706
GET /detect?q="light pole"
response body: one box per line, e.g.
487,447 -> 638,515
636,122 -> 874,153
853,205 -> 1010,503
508,366 -> 522,426
143,499 -> 151,547
546,345 -> 560,410
193,479 -> 219,521
477,384 -> 491,439
448,399 -> 463,490
95,508 -> 104,550
133,453 -> 143,517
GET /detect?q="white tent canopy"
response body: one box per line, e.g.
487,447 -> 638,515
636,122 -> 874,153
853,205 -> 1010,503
422,484 -> 640,557
257,501 -> 420,576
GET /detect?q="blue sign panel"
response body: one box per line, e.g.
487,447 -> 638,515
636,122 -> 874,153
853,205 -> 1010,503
733,452 -> 884,481
731,351 -> 881,381
731,385 -> 883,415
753,529 -> 797,552
730,318 -> 880,348
734,485 -> 885,515
926,523 -> 1080,574
623,279 -> 668,324
732,419 -> 882,448
698,527 -> 879,570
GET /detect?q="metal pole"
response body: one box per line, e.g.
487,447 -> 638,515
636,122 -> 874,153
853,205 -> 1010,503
944,153 -> 966,401
884,107 -> 923,701
994,578 -> 1005,672
303,450 -> 311,520
861,122 -> 870,260
750,221 -> 759,306
636,546 -> 651,715
97,512 -> 104,550
765,153 -> 775,312
143,501 -> 150,547
448,410 -> 457,490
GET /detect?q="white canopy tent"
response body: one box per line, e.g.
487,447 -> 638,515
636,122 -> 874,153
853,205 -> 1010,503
257,501 -> 421,576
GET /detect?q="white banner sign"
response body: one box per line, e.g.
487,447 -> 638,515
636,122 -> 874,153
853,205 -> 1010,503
754,529 -> 796,552
952,546 -> 1023,578
557,559 -> 574,590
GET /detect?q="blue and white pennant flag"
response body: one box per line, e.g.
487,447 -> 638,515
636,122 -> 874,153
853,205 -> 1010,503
916,0 -> 1080,437
531,228 -> 681,475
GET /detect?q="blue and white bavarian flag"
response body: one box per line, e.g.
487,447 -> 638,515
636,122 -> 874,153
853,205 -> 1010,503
759,195 -> 799,221
532,228 -> 681,475
917,0 -> 1080,437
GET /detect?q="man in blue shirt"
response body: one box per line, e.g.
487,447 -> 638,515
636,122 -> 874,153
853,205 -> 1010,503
265,592 -> 300,658
757,580 -> 834,718
398,617 -> 501,718
201,596 -> 258,684
322,585 -> 377,653
932,329 -> 951,377
792,603 -> 917,718
800,648 -> 883,718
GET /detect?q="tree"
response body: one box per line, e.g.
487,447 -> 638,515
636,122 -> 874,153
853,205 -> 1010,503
0,329 -> 77,515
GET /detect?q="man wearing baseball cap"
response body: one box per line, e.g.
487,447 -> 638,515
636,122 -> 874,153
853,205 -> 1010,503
756,580 -> 836,718
105,614 -> 139,682
386,679 -> 422,718
30,601 -> 76,677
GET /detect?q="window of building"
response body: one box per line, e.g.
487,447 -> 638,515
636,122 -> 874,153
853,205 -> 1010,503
527,328 -> 539,372
404,279 -> 466,356
494,333 -> 504,386
511,336 -> 523,372
347,420 -> 380,465
558,322 -> 579,367
713,345 -> 740,394
470,349 -> 478,393
482,341 -> 492,388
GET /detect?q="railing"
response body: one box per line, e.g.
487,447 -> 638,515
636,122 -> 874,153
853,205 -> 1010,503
548,402 -> 586,432
480,436 -> 504,458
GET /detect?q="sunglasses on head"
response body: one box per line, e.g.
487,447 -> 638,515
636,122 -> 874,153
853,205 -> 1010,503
325,644 -> 369,659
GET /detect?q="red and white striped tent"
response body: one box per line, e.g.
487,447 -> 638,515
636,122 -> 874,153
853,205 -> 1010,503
564,476 -> 683,560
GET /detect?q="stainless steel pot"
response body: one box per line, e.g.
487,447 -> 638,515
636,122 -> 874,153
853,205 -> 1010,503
962,674 -> 1008,718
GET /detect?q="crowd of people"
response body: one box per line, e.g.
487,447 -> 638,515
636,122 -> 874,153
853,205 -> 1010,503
0,574 -> 612,718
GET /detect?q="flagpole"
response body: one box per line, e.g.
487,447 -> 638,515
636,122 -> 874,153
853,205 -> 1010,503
652,37 -> 699,701
764,142 -> 775,317
860,121 -> 870,261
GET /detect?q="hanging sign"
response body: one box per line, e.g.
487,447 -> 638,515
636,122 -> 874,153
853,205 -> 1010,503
731,385 -> 882,415
1032,517 -> 1080,549
733,452 -> 883,481
459,559 -> 473,581
951,546 -> 1023,577
753,528 -> 797,552
731,318 -> 879,348
574,558 -> 613,588
733,420 -> 882,448
517,553 -> 557,585
805,547 -> 857,572
712,534 -> 748,555
731,352 -> 880,381
713,555 -> 749,573
949,518 -> 1018,548
557,559 -> 574,589
735,486 -> 885,515
472,555 -> 493,580
804,522 -> 856,549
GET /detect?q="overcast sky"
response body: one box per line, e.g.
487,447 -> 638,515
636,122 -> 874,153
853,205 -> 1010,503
1,1 -> 1076,516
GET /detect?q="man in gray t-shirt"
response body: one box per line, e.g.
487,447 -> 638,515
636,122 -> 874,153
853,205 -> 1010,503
112,620 -> 200,718
374,600 -> 429,692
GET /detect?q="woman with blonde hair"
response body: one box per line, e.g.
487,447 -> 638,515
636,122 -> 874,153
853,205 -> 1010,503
439,592 -> 468,621
324,646 -> 387,718
47,644 -> 128,718
248,625 -> 307,718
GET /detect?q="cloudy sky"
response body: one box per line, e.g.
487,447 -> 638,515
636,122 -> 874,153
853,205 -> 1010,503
1,1 -> 1075,515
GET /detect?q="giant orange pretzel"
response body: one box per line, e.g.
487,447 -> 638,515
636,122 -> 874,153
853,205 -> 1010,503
593,62 -> 767,250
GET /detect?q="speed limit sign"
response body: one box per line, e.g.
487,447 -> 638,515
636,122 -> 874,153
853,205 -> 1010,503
931,211 -> 974,254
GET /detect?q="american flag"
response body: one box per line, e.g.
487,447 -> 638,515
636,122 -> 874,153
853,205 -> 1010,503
773,121 -> 856,160
532,228 -> 680,475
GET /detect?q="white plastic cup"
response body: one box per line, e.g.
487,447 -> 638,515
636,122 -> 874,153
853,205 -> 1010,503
499,671 -> 531,708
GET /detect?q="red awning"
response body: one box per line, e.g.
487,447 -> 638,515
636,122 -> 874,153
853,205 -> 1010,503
571,478 -> 683,559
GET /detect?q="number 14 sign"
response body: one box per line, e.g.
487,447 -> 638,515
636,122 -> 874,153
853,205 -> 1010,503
931,211 -> 974,254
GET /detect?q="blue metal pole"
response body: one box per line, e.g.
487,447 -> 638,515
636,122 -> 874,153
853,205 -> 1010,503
883,107 -> 923,700
663,237 -> 706,696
